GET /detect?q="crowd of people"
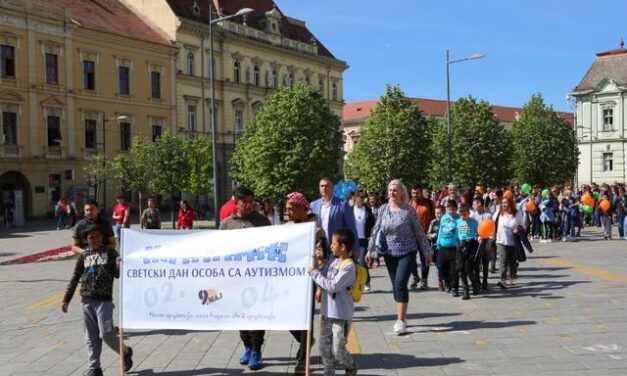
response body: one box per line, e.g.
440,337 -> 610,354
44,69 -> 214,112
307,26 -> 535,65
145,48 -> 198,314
60,178 -> 626,376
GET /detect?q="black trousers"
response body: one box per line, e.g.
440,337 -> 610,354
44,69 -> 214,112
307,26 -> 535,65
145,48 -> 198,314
436,247 -> 457,289
240,330 -> 265,352
457,240 -> 479,293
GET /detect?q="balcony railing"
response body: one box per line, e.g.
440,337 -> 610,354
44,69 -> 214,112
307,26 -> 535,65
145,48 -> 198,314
220,21 -> 317,55
1,144 -> 18,157
46,145 -> 62,158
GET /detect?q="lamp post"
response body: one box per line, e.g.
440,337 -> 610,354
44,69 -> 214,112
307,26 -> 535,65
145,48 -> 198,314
446,50 -> 485,184
208,5 -> 253,227
102,114 -> 128,211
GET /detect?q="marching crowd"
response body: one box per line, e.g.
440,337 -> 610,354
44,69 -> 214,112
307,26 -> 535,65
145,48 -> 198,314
60,178 -> 627,376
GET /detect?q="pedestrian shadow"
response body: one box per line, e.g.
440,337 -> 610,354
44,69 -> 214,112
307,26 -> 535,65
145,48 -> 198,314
357,352 -> 464,369
0,252 -> 16,257
353,312 -> 461,323
483,280 -> 590,300
422,319 -> 536,332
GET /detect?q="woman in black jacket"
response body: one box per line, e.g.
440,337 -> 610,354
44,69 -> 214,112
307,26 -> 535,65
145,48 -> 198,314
354,190 -> 375,290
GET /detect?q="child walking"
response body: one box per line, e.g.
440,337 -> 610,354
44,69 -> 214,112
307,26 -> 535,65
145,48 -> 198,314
61,224 -> 133,376
309,228 -> 358,376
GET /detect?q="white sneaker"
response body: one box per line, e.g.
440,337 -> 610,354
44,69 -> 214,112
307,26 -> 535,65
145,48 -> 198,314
547,239 -> 552,243
393,320 -> 407,335
364,284 -> 371,292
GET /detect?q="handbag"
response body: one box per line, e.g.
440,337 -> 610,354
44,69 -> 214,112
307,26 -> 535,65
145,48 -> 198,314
375,228 -> 388,255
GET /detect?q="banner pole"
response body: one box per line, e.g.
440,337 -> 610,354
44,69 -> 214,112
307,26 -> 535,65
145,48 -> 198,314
305,328 -> 312,376
119,229 -> 125,376
304,222 -> 316,376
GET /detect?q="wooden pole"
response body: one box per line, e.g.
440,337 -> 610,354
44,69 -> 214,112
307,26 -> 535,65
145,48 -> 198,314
119,230 -> 125,376
119,326 -> 125,376
305,328 -> 312,376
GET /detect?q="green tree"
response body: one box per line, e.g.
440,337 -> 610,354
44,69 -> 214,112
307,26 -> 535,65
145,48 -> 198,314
230,83 -> 343,199
430,96 -> 512,188
111,136 -> 155,220
83,153 -> 112,204
344,85 -> 432,193
511,94 -> 578,186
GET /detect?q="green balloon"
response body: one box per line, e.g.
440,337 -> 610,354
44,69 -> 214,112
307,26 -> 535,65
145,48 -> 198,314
593,191 -> 600,200
521,183 -> 531,195
542,189 -> 549,198
583,204 -> 594,214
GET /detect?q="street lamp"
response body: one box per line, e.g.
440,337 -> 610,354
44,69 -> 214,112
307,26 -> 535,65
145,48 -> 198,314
446,50 -> 485,184
208,4 -> 253,227
102,114 -> 128,211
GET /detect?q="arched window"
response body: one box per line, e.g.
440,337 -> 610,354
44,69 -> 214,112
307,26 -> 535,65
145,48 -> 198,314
332,82 -> 338,101
233,61 -> 241,84
253,65 -> 260,87
319,77 -> 324,94
271,69 -> 277,88
186,51 -> 194,76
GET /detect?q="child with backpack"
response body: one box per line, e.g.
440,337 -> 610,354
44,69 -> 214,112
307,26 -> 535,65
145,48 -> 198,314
309,228 -> 358,376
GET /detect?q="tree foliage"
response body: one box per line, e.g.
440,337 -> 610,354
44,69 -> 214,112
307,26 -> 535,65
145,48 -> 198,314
230,83 -> 343,199
111,136 -> 155,216
83,153 -> 112,203
344,85 -> 432,193
430,96 -> 512,188
511,94 -> 578,186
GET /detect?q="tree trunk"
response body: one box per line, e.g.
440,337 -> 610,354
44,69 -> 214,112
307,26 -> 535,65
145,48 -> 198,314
137,191 -> 143,226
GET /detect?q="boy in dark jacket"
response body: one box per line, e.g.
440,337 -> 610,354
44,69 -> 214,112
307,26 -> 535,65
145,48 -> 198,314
62,224 -> 133,376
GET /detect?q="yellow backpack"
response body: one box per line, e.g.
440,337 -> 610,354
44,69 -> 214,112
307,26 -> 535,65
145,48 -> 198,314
339,259 -> 368,303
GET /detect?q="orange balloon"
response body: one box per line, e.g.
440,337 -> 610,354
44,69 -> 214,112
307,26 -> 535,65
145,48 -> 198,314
526,201 -> 536,212
582,193 -> 594,206
503,190 -> 514,199
600,199 -> 611,213
478,219 -> 496,238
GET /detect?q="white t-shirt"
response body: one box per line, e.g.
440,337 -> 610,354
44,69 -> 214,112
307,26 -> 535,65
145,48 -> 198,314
320,200 -> 331,238
353,205 -> 366,239
493,211 -> 523,246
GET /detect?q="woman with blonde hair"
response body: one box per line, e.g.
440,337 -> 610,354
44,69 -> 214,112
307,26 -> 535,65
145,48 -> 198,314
367,179 -> 432,335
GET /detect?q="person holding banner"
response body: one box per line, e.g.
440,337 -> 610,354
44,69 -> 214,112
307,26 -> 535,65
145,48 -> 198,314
61,224 -> 133,376
366,179 -> 432,335
309,228 -> 358,376
71,199 -> 115,255
220,186 -> 271,371
310,178 -> 359,257
286,191 -> 329,373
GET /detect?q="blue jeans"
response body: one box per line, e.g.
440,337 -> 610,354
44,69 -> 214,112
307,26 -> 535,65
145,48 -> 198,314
56,213 -> 66,228
623,216 -> 627,239
383,251 -> 416,303
618,215 -> 625,238
358,239 -> 371,285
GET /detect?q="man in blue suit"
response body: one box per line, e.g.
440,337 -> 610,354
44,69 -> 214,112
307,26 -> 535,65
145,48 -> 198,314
309,177 -> 359,257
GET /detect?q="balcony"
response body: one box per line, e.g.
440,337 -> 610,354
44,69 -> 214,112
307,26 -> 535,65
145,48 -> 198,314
220,21 -> 317,56
1,144 -> 19,158
45,145 -> 62,158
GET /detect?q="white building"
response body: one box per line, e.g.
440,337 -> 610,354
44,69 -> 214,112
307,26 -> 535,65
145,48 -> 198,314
571,41 -> 627,186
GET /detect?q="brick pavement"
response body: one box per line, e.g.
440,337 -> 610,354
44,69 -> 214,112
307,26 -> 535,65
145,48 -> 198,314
1,227 -> 627,375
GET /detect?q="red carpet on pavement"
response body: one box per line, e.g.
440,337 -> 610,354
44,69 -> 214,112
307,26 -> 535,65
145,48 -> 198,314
0,246 -> 74,265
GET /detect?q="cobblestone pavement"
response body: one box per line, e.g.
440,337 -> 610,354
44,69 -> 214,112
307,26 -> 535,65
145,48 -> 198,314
1,226 -> 627,375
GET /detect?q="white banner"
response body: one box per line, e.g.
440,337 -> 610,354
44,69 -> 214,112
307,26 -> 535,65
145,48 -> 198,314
120,222 -> 315,331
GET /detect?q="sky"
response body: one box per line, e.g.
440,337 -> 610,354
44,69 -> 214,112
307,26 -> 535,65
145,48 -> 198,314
276,0 -> 626,112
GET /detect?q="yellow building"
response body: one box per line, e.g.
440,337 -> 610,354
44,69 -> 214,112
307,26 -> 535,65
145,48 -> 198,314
123,0 -> 348,208
0,0 -> 176,219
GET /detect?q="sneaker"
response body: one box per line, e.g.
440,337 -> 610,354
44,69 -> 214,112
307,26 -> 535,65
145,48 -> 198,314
547,239 -> 552,243
462,291 -> 470,300
239,346 -> 252,365
410,276 -> 419,290
393,320 -> 407,335
248,350 -> 263,370
420,281 -> 428,290
497,280 -> 507,290
437,280 -> 445,291
83,368 -> 103,376
562,237 -> 568,242
364,283 -> 371,292
452,289 -> 460,297
123,346 -> 133,372
346,365 -> 359,376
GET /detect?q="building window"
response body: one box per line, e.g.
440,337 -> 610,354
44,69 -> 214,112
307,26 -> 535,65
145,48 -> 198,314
2,112 -> 17,144
187,51 -> 194,76
234,109 -> 243,133
152,124 -> 162,142
332,82 -> 338,101
271,69 -> 277,88
305,75 -> 310,85
289,73 -> 294,87
151,71 -> 161,98
45,53 -> 58,84
187,105 -> 196,133
118,66 -> 130,95
603,109 -> 613,131
47,115 -> 61,147
603,152 -> 613,171
84,119 -> 97,149
233,61 -> 240,84
1,45 -> 15,78
254,65 -> 260,86
319,78 -> 324,93
120,122 -> 131,151
83,60 -> 96,90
